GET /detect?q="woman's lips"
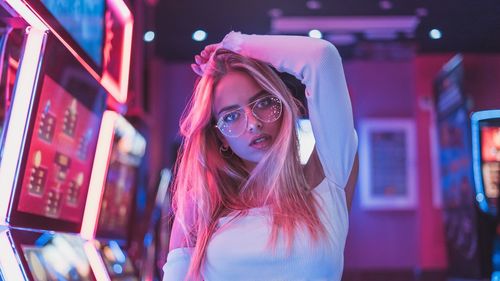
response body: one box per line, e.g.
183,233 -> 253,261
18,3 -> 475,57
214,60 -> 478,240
250,134 -> 271,149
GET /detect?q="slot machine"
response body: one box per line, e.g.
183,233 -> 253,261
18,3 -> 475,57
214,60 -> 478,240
0,30 -> 108,281
434,55 -> 496,280
83,111 -> 146,281
471,109 -> 500,279
0,0 -> 134,280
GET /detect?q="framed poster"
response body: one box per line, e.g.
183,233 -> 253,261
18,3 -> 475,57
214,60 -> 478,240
359,118 -> 417,209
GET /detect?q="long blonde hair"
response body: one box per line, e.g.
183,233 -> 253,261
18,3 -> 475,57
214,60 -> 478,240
172,49 -> 326,280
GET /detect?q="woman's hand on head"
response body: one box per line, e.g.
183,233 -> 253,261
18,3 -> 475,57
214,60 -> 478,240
191,43 -> 220,76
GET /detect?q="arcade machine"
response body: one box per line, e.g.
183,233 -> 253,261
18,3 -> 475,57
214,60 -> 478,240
0,0 -> 135,280
0,29 -> 109,281
83,111 -> 146,281
471,109 -> 500,280
0,1 -> 105,280
434,54 -> 496,280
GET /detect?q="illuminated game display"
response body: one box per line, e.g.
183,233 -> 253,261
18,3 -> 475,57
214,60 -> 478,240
471,110 -> 500,215
83,112 -> 145,280
16,75 -> 101,222
40,0 -> 105,67
24,0 -> 133,103
480,127 -> 500,199
96,114 -> 146,241
24,0 -> 105,71
8,34 -> 107,233
7,229 -> 97,281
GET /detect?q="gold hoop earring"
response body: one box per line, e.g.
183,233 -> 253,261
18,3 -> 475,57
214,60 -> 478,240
219,144 -> 233,158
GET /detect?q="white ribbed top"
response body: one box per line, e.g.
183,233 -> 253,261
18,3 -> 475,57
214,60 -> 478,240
163,32 -> 358,281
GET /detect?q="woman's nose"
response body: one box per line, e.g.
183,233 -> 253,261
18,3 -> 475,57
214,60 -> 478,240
246,110 -> 262,132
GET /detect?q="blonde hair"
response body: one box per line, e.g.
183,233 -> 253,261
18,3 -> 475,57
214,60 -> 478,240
172,49 -> 326,280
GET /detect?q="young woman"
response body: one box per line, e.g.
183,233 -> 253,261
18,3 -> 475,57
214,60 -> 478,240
163,31 -> 359,281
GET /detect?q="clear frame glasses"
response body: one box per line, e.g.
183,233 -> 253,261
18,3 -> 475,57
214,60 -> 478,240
215,95 -> 282,138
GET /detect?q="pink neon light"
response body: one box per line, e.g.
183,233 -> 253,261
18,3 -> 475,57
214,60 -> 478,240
0,231 -> 27,279
84,241 -> 111,281
119,20 -> 133,102
101,0 -> 134,103
81,111 -> 117,240
5,0 -> 48,30
0,29 -> 45,224
110,0 -> 132,19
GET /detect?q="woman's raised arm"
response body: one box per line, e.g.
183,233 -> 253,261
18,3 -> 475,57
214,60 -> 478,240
222,32 -> 358,188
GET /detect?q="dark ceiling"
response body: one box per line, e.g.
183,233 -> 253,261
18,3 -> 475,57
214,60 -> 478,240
154,0 -> 500,62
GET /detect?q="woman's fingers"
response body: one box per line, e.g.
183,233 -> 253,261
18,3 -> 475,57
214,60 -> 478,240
192,43 -> 221,76
194,55 -> 202,65
200,44 -> 219,60
191,63 -> 203,76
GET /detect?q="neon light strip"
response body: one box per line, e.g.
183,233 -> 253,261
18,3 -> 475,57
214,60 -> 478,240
101,0 -> 134,103
119,19 -> 133,102
0,28 -> 46,224
0,230 -> 27,280
81,111 -> 117,240
84,241 -> 111,281
471,110 -> 500,214
4,0 -> 48,30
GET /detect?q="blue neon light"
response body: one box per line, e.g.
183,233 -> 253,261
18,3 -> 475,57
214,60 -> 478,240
109,240 -> 126,264
470,109 -> 500,214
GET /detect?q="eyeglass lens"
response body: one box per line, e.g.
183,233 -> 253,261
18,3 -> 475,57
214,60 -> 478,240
217,96 -> 282,137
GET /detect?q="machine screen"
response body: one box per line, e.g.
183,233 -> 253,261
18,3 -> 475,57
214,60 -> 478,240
39,0 -> 105,67
96,115 -> 146,240
16,75 -> 101,223
480,121 -> 500,206
22,233 -> 96,281
8,34 -> 107,232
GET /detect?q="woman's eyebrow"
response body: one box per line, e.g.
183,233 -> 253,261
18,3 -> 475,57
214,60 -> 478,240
217,90 -> 268,116
248,90 -> 268,103
218,104 -> 240,116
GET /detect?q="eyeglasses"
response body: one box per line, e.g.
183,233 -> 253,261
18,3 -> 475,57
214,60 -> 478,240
215,95 -> 282,138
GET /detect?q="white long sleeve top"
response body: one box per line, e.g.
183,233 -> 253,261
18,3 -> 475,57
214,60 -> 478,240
163,32 -> 358,281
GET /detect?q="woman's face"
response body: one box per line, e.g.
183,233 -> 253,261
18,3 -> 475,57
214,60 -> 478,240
213,71 -> 282,169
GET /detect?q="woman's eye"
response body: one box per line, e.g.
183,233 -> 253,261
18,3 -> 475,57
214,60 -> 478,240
256,97 -> 272,108
223,111 -> 241,123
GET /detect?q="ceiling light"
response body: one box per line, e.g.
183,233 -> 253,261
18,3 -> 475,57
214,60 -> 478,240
429,29 -> 442,39
192,30 -> 207,42
308,29 -> 322,39
143,31 -> 155,42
